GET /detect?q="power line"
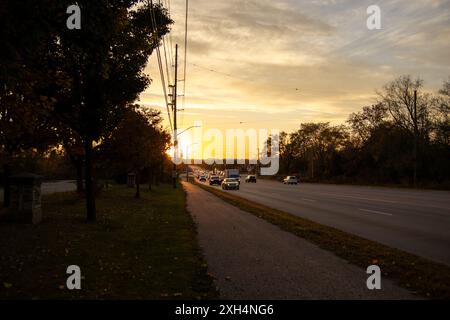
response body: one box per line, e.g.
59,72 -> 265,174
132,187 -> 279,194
159,0 -> 173,79
172,44 -> 179,189
181,0 -> 189,128
150,0 -> 173,133
157,48 -> 172,132
189,62 -> 306,93
190,62 -> 247,82
167,0 -> 175,68
162,35 -> 171,85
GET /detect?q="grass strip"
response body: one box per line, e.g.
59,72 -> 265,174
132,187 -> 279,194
192,180 -> 450,299
0,184 -> 218,299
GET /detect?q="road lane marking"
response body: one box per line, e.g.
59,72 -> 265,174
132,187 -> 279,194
359,209 -> 393,216
302,198 -> 317,202
323,193 -> 400,204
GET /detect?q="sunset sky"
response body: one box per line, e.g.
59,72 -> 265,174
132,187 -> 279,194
140,0 -> 450,157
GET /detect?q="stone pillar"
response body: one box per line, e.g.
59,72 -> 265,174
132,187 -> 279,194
9,173 -> 43,224
127,173 -> 136,188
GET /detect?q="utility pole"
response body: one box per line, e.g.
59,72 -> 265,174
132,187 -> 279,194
413,89 -> 418,188
256,146 -> 260,178
171,44 -> 179,189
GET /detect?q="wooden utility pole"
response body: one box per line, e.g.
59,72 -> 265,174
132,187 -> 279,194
172,44 -> 179,189
256,146 -> 259,178
413,89 -> 418,188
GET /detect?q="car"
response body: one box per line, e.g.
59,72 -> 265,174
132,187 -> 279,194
245,175 -> 257,183
199,175 -> 207,182
209,175 -> 221,186
221,178 -> 240,190
225,169 -> 240,184
283,176 -> 298,185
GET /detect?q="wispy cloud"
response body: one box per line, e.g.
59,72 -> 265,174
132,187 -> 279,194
141,0 -> 450,133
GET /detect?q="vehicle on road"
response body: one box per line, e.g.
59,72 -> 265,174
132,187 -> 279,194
225,169 -> 240,184
222,178 -> 240,190
245,175 -> 257,183
199,175 -> 207,182
283,176 -> 298,185
209,175 -> 221,186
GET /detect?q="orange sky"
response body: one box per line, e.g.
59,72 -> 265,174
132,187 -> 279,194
141,0 -> 450,159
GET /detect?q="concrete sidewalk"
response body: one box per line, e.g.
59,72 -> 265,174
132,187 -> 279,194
183,182 -> 417,299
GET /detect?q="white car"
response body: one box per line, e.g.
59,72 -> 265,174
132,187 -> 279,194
283,176 -> 298,185
222,178 -> 240,190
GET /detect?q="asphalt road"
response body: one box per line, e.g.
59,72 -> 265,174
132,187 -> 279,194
202,178 -> 450,266
184,181 -> 415,299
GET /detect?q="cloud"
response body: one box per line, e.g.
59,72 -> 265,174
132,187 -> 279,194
141,0 -> 450,133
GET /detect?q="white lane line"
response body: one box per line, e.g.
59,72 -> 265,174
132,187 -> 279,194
302,198 -> 317,203
324,193 -> 399,204
359,209 -> 393,216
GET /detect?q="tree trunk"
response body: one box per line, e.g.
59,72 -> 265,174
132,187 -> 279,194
2,163 -> 11,208
75,156 -> 84,193
135,172 -> 140,198
84,138 -> 96,222
156,162 -> 161,186
148,168 -> 152,191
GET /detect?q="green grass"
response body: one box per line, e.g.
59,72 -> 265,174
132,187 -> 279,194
0,184 -> 217,299
192,180 -> 450,299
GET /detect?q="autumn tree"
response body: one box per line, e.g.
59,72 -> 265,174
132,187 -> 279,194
288,123 -> 348,179
436,77 -> 450,146
278,131 -> 296,174
139,108 -> 171,191
377,76 -> 433,136
377,75 -> 437,185
347,103 -> 388,146
52,1 -> 172,220
0,0 -> 63,206
100,106 -> 170,198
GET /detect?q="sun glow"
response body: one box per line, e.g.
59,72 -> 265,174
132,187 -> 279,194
167,134 -> 201,161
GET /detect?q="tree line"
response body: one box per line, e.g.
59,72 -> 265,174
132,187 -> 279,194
0,0 -> 173,221
275,75 -> 450,188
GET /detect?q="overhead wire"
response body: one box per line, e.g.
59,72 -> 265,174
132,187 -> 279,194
189,62 -> 307,93
189,62 -> 248,82
156,0 -> 171,85
162,35 -> 171,85
180,0 -> 189,128
160,0 -> 173,77
150,0 -> 173,133
167,0 -> 175,68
